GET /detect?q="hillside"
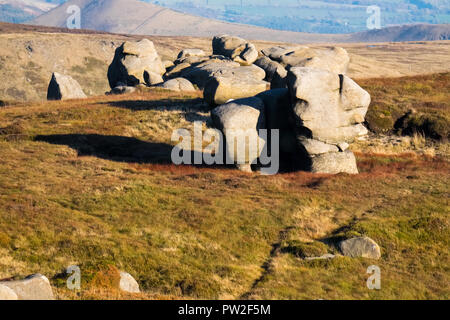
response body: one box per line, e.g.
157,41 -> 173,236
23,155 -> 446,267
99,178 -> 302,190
30,0 -> 343,43
1,22 -> 450,103
29,0 -> 450,43
352,24 -> 450,42
157,0 -> 450,35
0,0 -> 58,23
0,74 -> 448,299
0,8 -> 449,301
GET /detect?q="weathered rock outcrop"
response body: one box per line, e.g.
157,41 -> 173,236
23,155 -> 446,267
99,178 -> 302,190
108,39 -> 165,89
47,72 -> 87,100
212,35 -> 259,66
262,45 -> 350,75
211,97 -> 266,172
0,274 -> 55,300
286,67 -> 370,174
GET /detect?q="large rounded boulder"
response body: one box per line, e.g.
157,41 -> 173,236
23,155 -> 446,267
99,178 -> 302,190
108,39 -> 165,89
211,97 -> 266,172
212,35 -> 259,66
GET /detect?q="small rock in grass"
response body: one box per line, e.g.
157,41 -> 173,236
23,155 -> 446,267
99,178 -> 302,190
339,236 -> 381,260
119,272 -> 140,293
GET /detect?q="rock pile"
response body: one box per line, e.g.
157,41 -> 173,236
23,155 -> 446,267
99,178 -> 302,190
287,67 -> 370,174
164,36 -> 269,104
204,38 -> 370,174
212,35 -> 259,66
44,35 -> 370,175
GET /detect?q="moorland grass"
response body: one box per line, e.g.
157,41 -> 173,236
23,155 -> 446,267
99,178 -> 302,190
0,78 -> 448,300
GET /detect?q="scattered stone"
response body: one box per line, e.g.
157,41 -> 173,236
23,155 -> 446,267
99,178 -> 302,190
339,237 -> 381,259
0,284 -> 18,300
261,45 -> 306,61
0,274 -> 55,300
119,272 -> 140,294
157,78 -> 196,92
47,72 -> 87,100
181,60 -> 262,89
234,43 -> 259,66
175,55 -> 210,66
108,39 -> 165,89
338,142 -> 350,151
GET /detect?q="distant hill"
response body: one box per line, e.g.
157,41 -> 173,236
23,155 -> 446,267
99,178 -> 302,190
29,0 -> 343,43
29,0 -> 450,44
0,0 -> 58,23
352,24 -> 450,42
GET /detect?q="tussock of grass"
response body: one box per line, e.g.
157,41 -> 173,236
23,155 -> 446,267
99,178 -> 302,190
360,73 -> 449,140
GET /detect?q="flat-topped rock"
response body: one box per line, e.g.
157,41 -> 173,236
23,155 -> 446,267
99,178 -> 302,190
204,76 -> 269,106
263,45 -> 350,74
119,272 -> 140,293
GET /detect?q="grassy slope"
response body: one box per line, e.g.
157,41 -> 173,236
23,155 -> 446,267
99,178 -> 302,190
360,73 -> 450,140
0,80 -> 448,300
